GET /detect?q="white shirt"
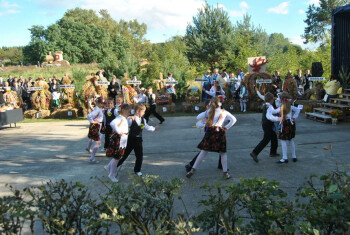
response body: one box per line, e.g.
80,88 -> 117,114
148,93 -> 156,105
110,115 -> 129,148
87,106 -> 104,124
283,106 -> 300,120
127,115 -> 155,132
205,86 -> 226,98
265,103 -> 281,122
133,93 -> 148,104
197,108 -> 237,129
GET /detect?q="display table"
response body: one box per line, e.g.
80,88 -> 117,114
0,109 -> 24,127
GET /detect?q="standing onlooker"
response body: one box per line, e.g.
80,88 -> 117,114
50,79 -> 60,109
235,69 -> 245,86
304,69 -> 313,91
11,79 -> 23,104
272,70 -> 282,95
217,71 -> 227,88
211,68 -> 221,84
166,72 -> 176,103
133,88 -> 148,105
201,70 -> 212,101
294,69 -> 306,88
239,81 -> 248,112
108,75 -> 120,99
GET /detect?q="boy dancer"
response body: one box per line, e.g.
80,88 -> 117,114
117,103 -> 159,176
144,87 -> 165,124
250,92 -> 281,162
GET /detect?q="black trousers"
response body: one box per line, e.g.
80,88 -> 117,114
104,125 -> 113,149
189,152 -> 222,168
252,123 -> 278,156
144,104 -> 164,122
117,136 -> 143,173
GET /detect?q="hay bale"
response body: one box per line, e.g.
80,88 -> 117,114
51,108 -> 78,119
24,110 -> 51,119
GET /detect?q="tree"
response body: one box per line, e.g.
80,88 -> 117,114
303,0 -> 350,44
185,2 -> 234,69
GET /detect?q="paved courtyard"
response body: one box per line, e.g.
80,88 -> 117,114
1,113 -> 350,227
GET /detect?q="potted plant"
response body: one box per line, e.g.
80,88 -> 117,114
329,109 -> 343,125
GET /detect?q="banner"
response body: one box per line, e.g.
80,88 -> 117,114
195,78 -> 209,82
59,85 -> 75,88
96,81 -> 110,86
256,79 -> 272,84
309,77 -> 326,81
27,87 -> 44,91
126,80 -> 142,85
164,81 -> 178,85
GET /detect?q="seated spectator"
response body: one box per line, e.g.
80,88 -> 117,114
324,76 -> 340,102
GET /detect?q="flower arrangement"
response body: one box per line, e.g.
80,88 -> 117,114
329,109 -> 343,118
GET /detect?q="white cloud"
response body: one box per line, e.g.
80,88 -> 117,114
289,36 -> 304,46
305,0 -> 320,6
299,9 -> 305,14
0,9 -> 20,16
217,4 -> 227,11
267,2 -> 289,15
77,0 -> 205,31
230,1 -> 249,17
0,0 -> 19,9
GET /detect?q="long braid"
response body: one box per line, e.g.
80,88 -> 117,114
206,97 -> 221,127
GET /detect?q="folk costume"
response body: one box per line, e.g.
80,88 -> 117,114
117,115 -> 156,176
201,73 -> 212,101
205,86 -> 225,98
86,102 -> 104,163
250,103 -> 281,162
105,111 -> 130,182
103,107 -> 119,149
239,85 -> 248,112
277,104 -> 300,163
144,92 -> 164,124
187,106 -> 237,179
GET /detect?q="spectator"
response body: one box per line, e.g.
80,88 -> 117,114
304,69 -> 313,91
324,75 -> 341,102
108,75 -> 120,98
201,70 -> 212,101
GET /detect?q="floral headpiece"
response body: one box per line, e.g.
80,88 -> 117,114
95,97 -> 105,104
118,103 -> 130,112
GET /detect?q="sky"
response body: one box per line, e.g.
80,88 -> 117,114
0,0 -> 321,49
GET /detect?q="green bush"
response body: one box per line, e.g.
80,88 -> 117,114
296,168 -> 350,234
1,169 -> 350,234
0,185 -> 35,235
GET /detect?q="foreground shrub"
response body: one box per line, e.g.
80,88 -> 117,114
296,168 -> 350,234
26,180 -> 107,234
0,186 -> 35,235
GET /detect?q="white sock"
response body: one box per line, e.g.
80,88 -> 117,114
290,139 -> 296,158
220,152 -> 228,172
109,158 -> 119,177
90,141 -> 100,161
192,150 -> 208,169
281,140 -> 288,160
87,139 -> 93,150
100,134 -> 105,147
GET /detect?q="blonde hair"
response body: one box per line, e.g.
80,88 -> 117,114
206,97 -> 221,127
135,103 -> 146,111
280,92 -> 292,116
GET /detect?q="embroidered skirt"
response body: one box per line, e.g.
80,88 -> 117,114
197,127 -> 226,153
88,123 -> 101,141
279,119 -> 296,140
106,133 -> 127,160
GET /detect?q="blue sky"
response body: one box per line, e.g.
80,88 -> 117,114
0,0 -> 320,48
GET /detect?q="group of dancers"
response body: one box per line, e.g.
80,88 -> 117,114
86,87 -> 300,182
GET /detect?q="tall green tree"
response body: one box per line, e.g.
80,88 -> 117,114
303,0 -> 350,44
185,2 -> 234,69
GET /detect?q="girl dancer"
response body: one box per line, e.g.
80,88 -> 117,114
105,104 -> 131,182
186,97 -> 237,179
86,97 -> 105,163
277,92 -> 300,163
102,98 -> 119,151
117,103 -> 160,176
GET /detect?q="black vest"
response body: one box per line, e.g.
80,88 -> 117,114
129,118 -> 145,137
262,104 -> 274,127
104,108 -> 116,126
148,94 -> 154,105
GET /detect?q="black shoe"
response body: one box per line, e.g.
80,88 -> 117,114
293,158 -> 298,162
159,120 -> 164,124
276,159 -> 288,164
185,164 -> 192,172
250,152 -> 259,163
270,153 -> 281,157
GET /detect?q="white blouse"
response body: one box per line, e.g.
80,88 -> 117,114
196,108 -> 237,129
110,115 -> 129,148
87,107 -> 104,124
